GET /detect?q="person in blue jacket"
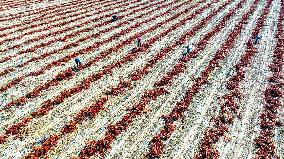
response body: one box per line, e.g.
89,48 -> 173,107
75,57 -> 82,68
254,35 -> 262,44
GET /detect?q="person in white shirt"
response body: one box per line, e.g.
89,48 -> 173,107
182,44 -> 193,56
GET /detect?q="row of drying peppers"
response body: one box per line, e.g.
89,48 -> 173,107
255,0 -> 284,158
0,0 -> 202,152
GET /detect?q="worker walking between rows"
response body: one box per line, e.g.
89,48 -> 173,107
254,35 -> 262,44
75,57 -> 82,68
137,36 -> 142,47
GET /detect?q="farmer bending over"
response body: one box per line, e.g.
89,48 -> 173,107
75,57 -> 82,68
182,44 -> 193,56
112,15 -> 118,22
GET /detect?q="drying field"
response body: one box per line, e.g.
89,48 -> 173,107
0,0 -> 283,158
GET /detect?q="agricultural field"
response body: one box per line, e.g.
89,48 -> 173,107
0,0 -> 283,158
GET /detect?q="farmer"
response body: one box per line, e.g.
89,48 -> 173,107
254,35 -> 262,44
75,57 -> 82,68
182,44 -> 193,56
137,36 -> 142,47
112,15 -> 118,22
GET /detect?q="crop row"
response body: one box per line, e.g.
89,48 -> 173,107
254,0 -> 284,158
